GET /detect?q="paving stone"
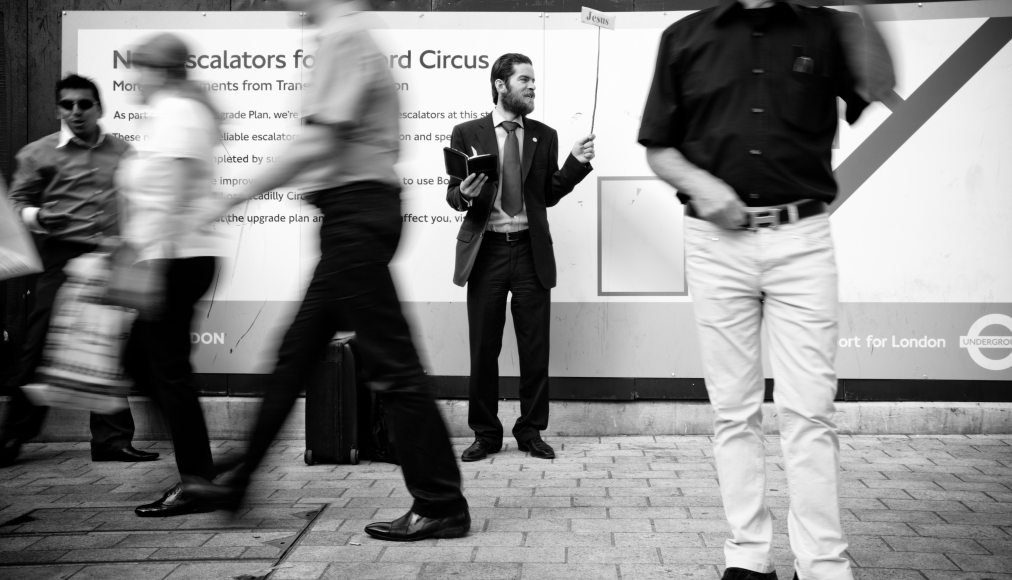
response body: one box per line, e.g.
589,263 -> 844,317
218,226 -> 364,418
851,509 -> 945,523
610,507 -> 689,519
286,544 -> 383,562
486,518 -> 570,532
568,546 -> 661,564
380,546 -> 474,562
654,519 -> 730,534
618,563 -> 719,579
520,563 -> 618,579
164,561 -> 273,579
657,546 -> 725,565
946,553 -> 1012,573
849,550 -> 960,570
263,562 -> 329,580
909,523 -> 1011,540
64,563 -> 177,580
420,562 -> 522,579
852,568 -> 929,579
939,512 -> 1012,525
148,546 -> 249,560
570,518 -> 652,533
56,547 -> 158,562
972,538 -> 1012,554
882,536 -> 989,554
474,546 -> 565,563
31,533 -> 129,551
525,531 -> 612,547
435,532 -> 524,547
922,573 -> 1012,580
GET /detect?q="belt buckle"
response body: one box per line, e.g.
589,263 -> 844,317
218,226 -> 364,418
746,209 -> 781,229
505,231 -> 520,243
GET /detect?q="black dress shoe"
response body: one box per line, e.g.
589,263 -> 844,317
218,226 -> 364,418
0,438 -> 23,468
135,483 -> 217,517
461,439 -> 501,462
518,436 -> 555,459
721,567 -> 779,580
364,509 -> 470,541
92,446 -> 160,462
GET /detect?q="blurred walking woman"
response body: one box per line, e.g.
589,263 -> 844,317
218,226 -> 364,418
118,33 -> 225,517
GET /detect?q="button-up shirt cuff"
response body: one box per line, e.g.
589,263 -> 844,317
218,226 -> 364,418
22,207 -> 46,234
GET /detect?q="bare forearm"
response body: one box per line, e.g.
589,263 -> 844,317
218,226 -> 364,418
645,146 -> 717,196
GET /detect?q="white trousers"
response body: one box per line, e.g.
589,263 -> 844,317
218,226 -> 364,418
684,214 -> 852,580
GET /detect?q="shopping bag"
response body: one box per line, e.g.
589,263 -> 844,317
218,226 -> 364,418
21,252 -> 136,414
0,190 -> 43,281
105,242 -> 166,320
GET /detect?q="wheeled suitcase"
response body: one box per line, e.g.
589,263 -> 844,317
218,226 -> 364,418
304,334 -> 360,465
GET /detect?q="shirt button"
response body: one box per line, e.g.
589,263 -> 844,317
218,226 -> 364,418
751,107 -> 765,114
752,68 -> 765,75
749,149 -> 762,156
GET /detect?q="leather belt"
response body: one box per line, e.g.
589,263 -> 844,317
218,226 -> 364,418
485,230 -> 530,243
686,199 -> 826,229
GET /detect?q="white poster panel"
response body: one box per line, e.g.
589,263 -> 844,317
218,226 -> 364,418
62,6 -> 1012,380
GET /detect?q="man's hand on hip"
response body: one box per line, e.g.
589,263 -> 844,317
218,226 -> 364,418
688,177 -> 747,230
572,135 -> 596,164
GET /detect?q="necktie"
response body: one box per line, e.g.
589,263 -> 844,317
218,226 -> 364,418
500,121 -> 522,217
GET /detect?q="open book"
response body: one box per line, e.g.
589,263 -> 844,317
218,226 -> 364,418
443,147 -> 498,183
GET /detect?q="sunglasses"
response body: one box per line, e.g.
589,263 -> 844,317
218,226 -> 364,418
58,99 -> 96,111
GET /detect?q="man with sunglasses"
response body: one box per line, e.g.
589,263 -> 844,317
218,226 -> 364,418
1,74 -> 158,467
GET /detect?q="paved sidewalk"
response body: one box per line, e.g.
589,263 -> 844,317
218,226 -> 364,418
0,435 -> 1010,580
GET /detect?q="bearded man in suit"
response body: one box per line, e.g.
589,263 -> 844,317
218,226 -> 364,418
446,53 -> 595,462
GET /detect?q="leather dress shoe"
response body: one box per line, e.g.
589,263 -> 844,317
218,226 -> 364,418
721,567 -> 779,580
135,483 -> 217,517
364,509 -> 470,541
0,438 -> 23,468
518,436 -> 555,459
461,439 -> 501,462
92,446 -> 160,462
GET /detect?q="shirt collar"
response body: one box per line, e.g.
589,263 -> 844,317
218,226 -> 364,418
492,108 -> 524,130
713,0 -> 802,25
57,120 -> 106,149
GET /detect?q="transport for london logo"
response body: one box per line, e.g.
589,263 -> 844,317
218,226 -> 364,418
960,314 -> 1012,371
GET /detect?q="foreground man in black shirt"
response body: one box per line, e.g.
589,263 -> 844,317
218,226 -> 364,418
639,1 -> 894,578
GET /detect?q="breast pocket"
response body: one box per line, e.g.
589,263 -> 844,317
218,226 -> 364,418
777,49 -> 836,134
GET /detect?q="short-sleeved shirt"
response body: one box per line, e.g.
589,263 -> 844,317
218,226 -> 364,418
638,0 -> 868,206
118,91 -> 224,260
295,1 -> 400,197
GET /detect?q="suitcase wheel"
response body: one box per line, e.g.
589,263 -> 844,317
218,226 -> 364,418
304,449 -> 314,465
350,448 -> 359,465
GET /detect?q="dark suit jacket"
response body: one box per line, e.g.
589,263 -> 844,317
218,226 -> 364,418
446,114 -> 592,288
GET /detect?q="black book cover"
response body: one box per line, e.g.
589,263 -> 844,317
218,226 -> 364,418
443,147 -> 498,182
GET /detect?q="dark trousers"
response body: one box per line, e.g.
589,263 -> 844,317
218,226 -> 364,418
243,182 -> 466,519
466,235 -> 551,445
125,257 -> 216,481
1,239 -> 135,451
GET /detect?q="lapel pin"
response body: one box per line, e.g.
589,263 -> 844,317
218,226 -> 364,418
532,137 -> 538,142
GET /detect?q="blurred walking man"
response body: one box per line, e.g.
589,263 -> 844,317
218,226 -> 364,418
202,0 -> 470,542
639,1 -> 894,578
